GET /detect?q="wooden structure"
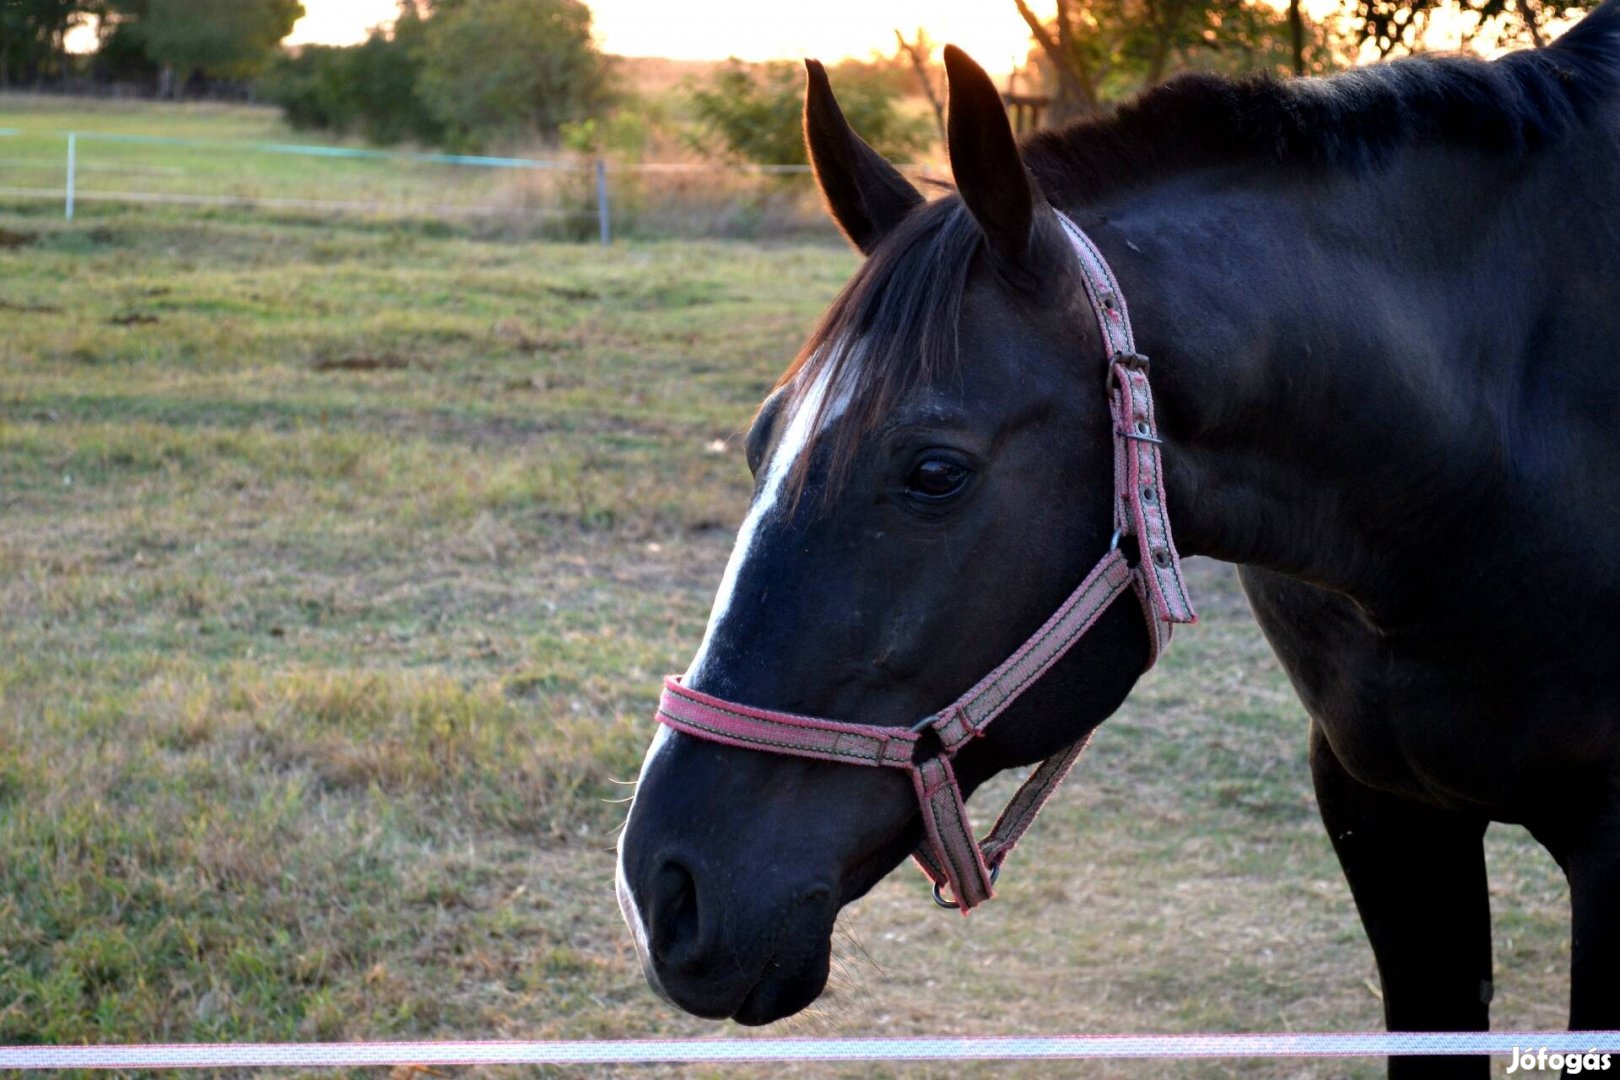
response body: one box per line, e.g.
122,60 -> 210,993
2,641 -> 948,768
1001,91 -> 1051,133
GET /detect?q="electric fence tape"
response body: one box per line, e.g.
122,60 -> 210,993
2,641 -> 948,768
3,1031 -> 1619,1069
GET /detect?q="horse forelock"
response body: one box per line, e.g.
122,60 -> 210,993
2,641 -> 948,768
773,196 -> 984,510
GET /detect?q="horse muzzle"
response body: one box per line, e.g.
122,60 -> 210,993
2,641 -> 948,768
624,845 -> 837,1023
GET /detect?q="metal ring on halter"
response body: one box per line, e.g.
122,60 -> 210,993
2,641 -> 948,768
931,862 -> 1001,909
1109,527 -> 1125,552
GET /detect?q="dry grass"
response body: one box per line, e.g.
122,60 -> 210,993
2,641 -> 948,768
0,120 -> 1575,1077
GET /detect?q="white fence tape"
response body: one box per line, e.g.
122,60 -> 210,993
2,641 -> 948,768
0,185 -> 583,217
0,130 -> 951,237
3,1032 -> 1618,1069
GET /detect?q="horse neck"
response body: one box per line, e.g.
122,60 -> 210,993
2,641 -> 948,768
1073,141 -> 1607,610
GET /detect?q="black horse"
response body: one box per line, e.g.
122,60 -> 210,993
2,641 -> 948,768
617,5 -> 1620,1073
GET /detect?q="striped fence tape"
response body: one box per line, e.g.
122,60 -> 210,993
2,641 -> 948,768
0,185 -> 588,217
61,132 -> 580,170
0,129 -> 954,176
4,130 -> 820,172
2,1032 -> 1618,1069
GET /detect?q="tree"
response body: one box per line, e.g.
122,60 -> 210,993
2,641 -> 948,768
134,0 -> 303,93
78,0 -> 154,85
688,59 -> 933,166
1014,0 -> 1339,122
0,0 -> 83,86
894,28 -> 946,144
262,0 -> 610,150
1350,0 -> 1601,55
415,0 -> 610,149
260,7 -> 443,145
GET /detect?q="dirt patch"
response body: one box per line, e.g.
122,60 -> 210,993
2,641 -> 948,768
311,354 -> 414,373
0,228 -> 35,249
108,311 -> 160,326
542,284 -> 600,302
0,297 -> 61,314
493,317 -> 585,354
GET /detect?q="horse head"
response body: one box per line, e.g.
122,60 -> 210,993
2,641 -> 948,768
616,48 -> 1166,1025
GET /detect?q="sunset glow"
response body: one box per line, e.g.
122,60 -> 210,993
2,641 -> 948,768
66,0 -> 1552,69
284,0 -> 401,47
286,0 -> 1059,75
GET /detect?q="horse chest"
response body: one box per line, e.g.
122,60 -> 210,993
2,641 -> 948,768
1234,568 -> 1549,814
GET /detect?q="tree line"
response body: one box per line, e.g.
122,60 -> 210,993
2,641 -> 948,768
1,0 -> 303,96
1010,0 -> 1598,124
0,0 -> 611,148
261,0 -> 609,150
2,0 -> 1603,157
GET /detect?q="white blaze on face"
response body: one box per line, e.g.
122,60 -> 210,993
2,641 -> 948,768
686,363 -> 848,686
615,358 -> 852,976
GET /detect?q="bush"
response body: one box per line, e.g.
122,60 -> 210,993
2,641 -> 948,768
261,0 -> 608,151
688,59 -> 932,166
340,13 -> 443,146
260,45 -> 353,132
416,0 -> 611,150
259,12 -> 443,146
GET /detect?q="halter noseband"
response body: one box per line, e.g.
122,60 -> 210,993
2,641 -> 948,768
653,211 -> 1197,912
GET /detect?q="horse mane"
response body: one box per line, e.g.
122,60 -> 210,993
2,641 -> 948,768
777,3 -> 1620,503
1025,0 -> 1620,203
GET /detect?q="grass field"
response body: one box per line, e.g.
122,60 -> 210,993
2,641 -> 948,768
0,95 -> 833,241
0,98 -> 1577,1078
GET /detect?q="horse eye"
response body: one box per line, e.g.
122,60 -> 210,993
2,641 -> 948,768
907,458 -> 970,500
745,391 -> 786,478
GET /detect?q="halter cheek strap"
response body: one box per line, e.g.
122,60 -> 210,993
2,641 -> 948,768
654,211 -> 1196,913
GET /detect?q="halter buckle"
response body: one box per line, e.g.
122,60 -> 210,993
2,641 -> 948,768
931,862 -> 1000,910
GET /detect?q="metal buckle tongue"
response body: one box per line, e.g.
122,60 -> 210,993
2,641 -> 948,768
932,862 -> 1001,910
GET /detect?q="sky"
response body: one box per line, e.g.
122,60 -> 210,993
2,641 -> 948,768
69,0 -> 1549,70
285,0 -> 1061,76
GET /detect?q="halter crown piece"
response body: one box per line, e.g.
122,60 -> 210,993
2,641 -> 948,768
654,211 -> 1197,913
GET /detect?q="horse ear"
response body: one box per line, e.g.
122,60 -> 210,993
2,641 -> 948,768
804,58 -> 923,254
943,45 -> 1045,266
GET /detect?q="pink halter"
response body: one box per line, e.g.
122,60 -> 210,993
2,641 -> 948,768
654,211 -> 1197,912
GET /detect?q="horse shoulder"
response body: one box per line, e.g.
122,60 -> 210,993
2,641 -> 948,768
1233,563 -> 1620,817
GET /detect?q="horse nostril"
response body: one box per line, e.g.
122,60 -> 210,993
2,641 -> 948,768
649,857 -> 703,970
